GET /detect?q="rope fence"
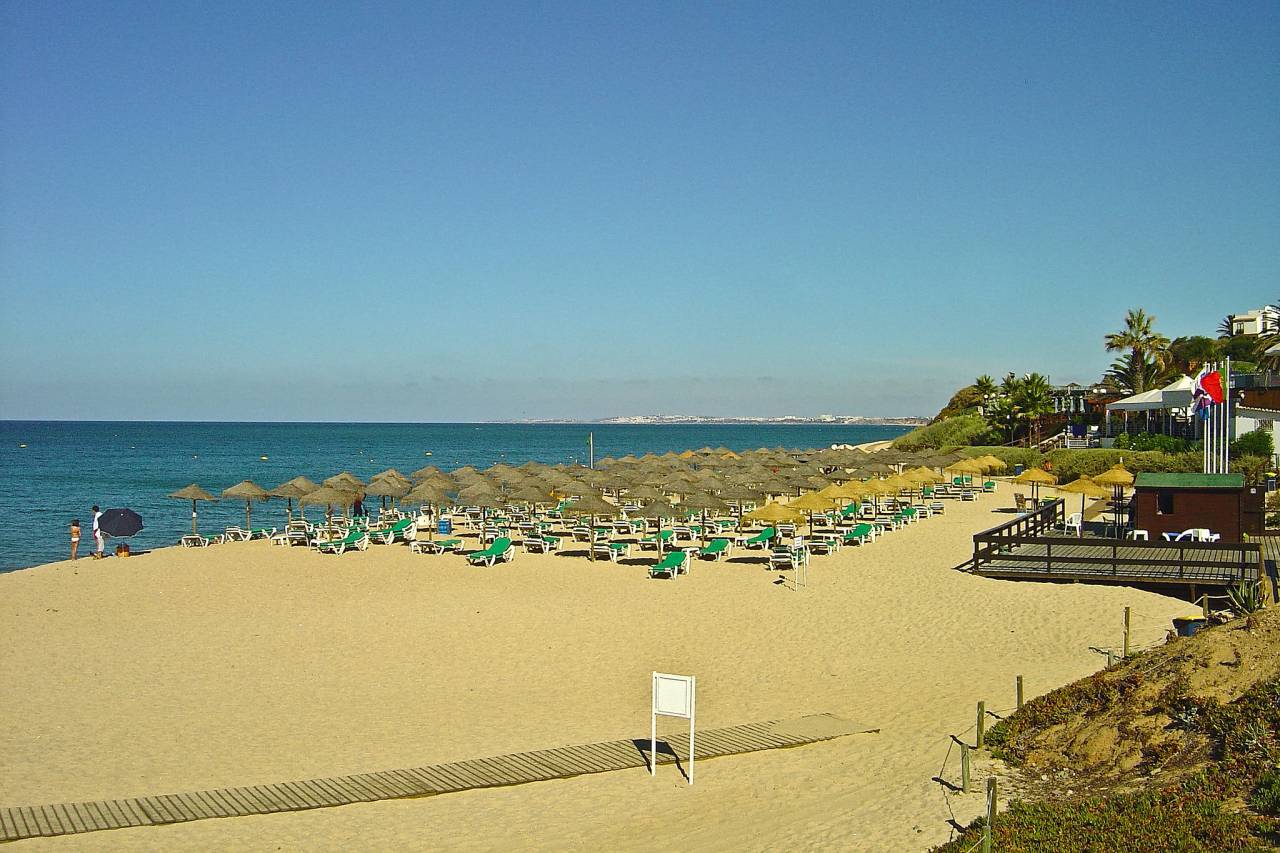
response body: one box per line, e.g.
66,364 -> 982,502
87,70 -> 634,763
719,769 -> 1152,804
931,600 -> 1194,847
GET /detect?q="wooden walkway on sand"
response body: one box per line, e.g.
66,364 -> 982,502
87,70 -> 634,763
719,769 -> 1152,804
0,714 -> 867,843
970,538 -> 1259,588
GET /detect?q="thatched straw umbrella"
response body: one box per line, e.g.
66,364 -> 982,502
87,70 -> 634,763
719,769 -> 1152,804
978,455 -> 1008,473
168,484 -> 216,534
301,485 -> 357,524
1013,467 -> 1058,504
1056,476 -> 1110,536
563,494 -> 620,561
222,480 -> 269,529
458,484 -> 506,544
631,499 -> 679,556
742,502 -> 805,545
1093,465 -> 1135,535
786,490 -> 836,535
717,483 -> 764,526
623,483 -> 665,503
400,483 -> 455,540
679,491 -> 730,547
365,476 -> 411,511
270,476 -> 319,521
325,472 -> 366,490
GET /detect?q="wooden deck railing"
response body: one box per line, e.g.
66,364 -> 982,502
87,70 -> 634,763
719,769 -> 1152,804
972,497 -> 1064,543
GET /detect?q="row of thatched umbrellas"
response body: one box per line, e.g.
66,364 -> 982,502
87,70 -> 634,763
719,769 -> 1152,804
169,449 -> 1143,555
165,448 -> 997,562
1007,463 -> 1136,536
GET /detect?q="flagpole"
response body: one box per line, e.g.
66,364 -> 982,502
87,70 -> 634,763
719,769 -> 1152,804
1202,368 -> 1209,473
1218,353 -> 1228,471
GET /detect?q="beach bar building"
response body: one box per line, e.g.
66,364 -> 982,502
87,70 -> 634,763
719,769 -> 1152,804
1132,473 -> 1263,541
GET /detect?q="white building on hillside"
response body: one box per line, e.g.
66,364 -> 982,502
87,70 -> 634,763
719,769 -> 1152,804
1230,306 -> 1279,337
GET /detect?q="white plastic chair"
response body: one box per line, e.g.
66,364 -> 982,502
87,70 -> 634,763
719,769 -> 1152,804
1063,513 -> 1082,536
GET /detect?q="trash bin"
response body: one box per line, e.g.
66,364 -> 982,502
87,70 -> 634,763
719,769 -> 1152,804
1172,616 -> 1207,638
1013,464 -> 1025,476
1267,473 -> 1276,492
438,518 -> 452,535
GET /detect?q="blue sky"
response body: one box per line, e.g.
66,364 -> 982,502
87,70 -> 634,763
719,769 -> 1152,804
2,1 -> 1277,421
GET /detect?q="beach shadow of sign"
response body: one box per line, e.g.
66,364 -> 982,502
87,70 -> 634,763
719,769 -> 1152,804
629,738 -> 690,782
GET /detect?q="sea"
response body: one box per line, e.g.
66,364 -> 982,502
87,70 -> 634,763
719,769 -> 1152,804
0,421 -> 910,572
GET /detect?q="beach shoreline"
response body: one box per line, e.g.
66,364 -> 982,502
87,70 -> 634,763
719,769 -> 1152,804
0,483 -> 1189,850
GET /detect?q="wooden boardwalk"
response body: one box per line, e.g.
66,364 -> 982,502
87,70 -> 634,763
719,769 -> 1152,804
0,714 -> 866,843
970,538 -> 1258,588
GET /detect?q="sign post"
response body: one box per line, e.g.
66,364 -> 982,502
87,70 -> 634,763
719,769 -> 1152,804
652,671 -> 696,785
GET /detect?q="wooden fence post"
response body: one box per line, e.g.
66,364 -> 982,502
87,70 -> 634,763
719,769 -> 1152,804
976,701 -> 986,750
1123,606 -> 1131,659
982,776 -> 998,853
961,742 -> 970,793
1016,675 -> 1024,710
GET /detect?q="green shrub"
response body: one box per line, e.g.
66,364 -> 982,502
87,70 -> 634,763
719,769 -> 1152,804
1114,432 -> 1196,453
960,446 -> 1043,469
1232,429 -> 1275,460
1234,455 -> 1269,486
893,414 -> 996,450
1040,449 -> 1201,483
1251,767 -> 1280,816
938,676 -> 1280,851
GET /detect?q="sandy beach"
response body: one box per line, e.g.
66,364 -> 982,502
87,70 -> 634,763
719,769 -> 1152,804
0,486 -> 1190,851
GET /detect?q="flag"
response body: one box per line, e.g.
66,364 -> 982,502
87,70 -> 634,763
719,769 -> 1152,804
1192,367 -> 1223,421
1196,368 -> 1224,404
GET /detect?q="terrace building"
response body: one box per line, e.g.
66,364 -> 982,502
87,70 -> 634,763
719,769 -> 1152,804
1230,306 -> 1280,337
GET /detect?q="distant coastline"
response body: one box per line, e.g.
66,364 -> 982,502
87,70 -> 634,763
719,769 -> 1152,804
512,415 -> 928,426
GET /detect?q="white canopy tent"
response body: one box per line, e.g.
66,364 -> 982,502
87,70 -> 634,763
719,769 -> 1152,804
1107,387 -> 1165,412
1106,376 -> 1198,441
1106,376 -> 1195,413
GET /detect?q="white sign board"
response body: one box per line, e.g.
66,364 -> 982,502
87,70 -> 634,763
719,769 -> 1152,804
651,672 -> 696,785
654,673 -> 694,718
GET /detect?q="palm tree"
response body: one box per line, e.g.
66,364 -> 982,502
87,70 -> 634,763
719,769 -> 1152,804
1016,373 -> 1054,446
1217,314 -> 1236,339
1104,309 -> 1171,388
973,375 -> 997,414
984,395 -> 1019,444
1104,351 -> 1165,394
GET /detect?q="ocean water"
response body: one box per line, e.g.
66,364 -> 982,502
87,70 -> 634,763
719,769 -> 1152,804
0,421 -> 910,571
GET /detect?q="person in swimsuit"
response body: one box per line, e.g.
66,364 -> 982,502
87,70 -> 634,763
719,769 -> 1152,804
70,519 -> 81,560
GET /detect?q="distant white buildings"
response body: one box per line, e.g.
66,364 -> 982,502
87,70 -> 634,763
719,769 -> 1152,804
1230,306 -> 1279,337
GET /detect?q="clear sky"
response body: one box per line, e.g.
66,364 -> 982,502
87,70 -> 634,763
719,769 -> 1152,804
1,2 -> 1277,421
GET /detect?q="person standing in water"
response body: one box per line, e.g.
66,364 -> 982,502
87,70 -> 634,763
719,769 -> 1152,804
70,519 -> 81,560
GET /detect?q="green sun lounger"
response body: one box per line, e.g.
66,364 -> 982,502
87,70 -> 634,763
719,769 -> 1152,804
639,529 -> 674,550
744,527 -> 776,548
843,523 -> 875,545
593,541 -> 631,561
699,538 -> 732,561
368,518 -> 414,545
411,538 -> 462,554
315,530 -> 369,555
524,534 -> 560,553
649,549 -> 688,579
467,536 -> 514,567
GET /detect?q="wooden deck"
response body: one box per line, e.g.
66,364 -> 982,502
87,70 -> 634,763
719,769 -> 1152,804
970,537 -> 1259,587
0,714 -> 867,843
